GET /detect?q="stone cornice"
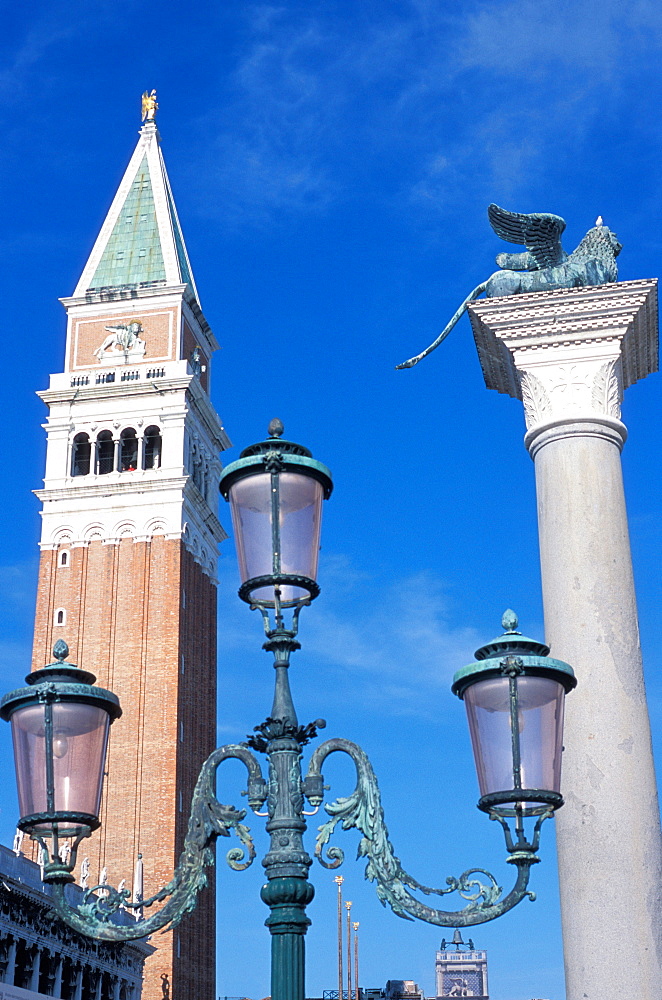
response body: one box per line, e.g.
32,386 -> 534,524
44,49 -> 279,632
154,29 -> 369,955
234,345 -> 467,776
60,283 -> 189,310
37,374 -> 192,406
468,279 -> 658,397
34,474 -> 189,503
467,279 -> 658,432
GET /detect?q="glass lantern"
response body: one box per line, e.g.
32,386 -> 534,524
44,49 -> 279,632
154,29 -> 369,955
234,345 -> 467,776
452,611 -> 576,816
219,419 -> 333,608
0,640 -> 121,858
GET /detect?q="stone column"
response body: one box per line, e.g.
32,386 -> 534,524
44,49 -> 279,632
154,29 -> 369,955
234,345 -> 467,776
468,279 -> 662,999
4,937 -> 16,985
52,951 -> 63,997
28,946 -> 41,994
73,962 -> 84,1000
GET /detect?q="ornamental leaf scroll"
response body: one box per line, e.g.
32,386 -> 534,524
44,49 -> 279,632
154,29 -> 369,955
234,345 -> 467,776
306,737 -> 537,927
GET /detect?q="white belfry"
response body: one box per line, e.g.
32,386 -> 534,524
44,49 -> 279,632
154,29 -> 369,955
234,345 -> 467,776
468,278 -> 662,999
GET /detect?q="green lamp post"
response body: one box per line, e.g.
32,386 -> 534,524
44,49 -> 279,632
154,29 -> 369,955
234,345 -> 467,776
1,422 -> 576,1000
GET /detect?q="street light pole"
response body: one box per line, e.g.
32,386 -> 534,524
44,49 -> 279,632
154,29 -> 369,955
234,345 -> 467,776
353,920 -> 359,1000
1,423 -> 576,1000
345,901 -> 352,1000
335,875 -> 344,1000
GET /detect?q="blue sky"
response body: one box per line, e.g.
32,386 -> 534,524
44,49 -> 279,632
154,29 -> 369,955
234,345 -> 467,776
1,1 -> 662,998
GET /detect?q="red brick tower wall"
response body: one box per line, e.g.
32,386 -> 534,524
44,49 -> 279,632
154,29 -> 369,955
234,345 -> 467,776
32,537 -> 217,1000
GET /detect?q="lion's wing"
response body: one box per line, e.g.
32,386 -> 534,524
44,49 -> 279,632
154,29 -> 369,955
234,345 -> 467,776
488,204 -> 567,270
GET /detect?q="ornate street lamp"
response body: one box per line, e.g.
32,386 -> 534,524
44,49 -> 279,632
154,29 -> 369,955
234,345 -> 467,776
452,609 -> 577,850
1,423 -> 576,1000
0,639 -> 121,882
221,416 -> 332,610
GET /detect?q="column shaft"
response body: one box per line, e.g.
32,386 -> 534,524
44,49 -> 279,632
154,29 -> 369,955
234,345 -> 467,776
5,938 -> 16,985
467,279 -> 661,998
529,419 -> 662,996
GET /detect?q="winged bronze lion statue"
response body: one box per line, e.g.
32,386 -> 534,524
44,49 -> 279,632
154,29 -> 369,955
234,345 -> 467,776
396,204 -> 622,369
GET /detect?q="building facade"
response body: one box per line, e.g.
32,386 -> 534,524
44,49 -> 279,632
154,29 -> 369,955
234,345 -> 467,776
435,933 -> 488,999
30,103 -> 230,999
0,844 -> 152,1000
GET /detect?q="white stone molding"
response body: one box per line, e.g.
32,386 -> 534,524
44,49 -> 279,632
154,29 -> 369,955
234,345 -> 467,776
52,527 -> 74,546
39,507 -> 225,577
525,416 -> 627,462
38,293 -> 229,580
112,520 -> 137,538
468,278 -> 658,434
144,517 -> 168,535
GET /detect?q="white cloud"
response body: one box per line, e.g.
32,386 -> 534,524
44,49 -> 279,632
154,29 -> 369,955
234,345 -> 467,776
457,0 -> 662,76
216,550 -> 481,719
0,18 -> 77,102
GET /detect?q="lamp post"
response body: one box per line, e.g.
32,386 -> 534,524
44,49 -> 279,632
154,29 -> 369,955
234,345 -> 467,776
1,422 -> 576,1000
353,920 -> 359,1000
345,901 -> 352,1000
335,874 -> 344,1000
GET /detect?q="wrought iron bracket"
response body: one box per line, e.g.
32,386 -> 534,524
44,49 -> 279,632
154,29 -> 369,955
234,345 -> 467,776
44,744 -> 266,940
306,737 -> 543,927
39,723 -> 549,940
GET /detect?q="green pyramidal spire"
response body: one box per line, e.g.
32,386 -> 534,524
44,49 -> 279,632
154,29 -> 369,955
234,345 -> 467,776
74,110 -> 198,303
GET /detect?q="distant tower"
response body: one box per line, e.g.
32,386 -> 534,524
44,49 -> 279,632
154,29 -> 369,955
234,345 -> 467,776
436,931 -> 489,999
31,96 -> 230,999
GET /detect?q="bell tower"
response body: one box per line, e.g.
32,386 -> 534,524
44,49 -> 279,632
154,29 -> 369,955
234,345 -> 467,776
31,97 -> 229,999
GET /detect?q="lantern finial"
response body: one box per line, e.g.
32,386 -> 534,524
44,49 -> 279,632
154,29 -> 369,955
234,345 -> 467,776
53,639 -> 69,662
268,418 -> 284,438
501,609 -> 519,633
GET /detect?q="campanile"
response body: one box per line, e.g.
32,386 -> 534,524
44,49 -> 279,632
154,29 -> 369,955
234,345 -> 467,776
31,97 -> 229,999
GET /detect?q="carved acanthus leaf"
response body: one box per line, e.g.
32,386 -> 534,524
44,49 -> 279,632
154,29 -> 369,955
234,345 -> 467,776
519,372 -> 552,430
591,359 -> 622,418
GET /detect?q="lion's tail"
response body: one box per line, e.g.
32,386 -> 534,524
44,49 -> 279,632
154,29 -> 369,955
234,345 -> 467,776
395,281 -> 488,369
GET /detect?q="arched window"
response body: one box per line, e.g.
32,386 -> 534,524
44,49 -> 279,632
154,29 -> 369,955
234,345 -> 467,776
71,432 -> 91,477
96,430 -> 114,475
55,608 -> 66,626
143,425 -> 162,470
120,428 -> 138,472
59,550 -> 69,567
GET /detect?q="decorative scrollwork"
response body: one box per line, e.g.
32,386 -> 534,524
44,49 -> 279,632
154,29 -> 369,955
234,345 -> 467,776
245,716 -> 326,753
226,820 -> 256,871
453,869 -> 502,908
48,744 -> 265,940
307,738 -> 539,927
263,449 -> 284,473
78,883 -> 133,921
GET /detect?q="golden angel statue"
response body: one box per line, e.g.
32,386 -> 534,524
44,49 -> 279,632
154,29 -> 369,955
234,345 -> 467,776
141,89 -> 158,122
